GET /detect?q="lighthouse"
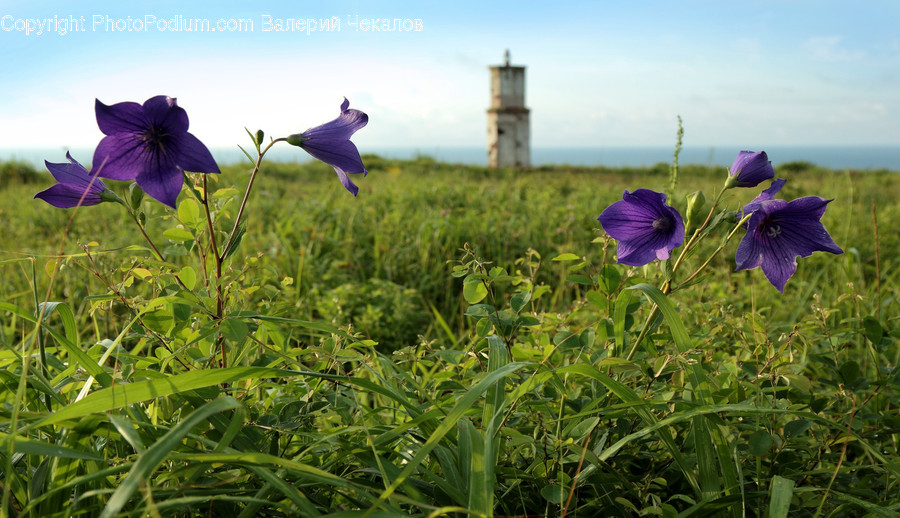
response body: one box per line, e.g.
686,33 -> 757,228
487,50 -> 530,169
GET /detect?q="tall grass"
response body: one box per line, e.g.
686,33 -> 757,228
1,156 -> 897,516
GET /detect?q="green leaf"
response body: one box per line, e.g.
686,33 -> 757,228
213,187 -> 240,199
0,433 -> 103,460
541,484 -> 566,504
863,316 -> 883,345
749,429 -> 773,456
370,362 -> 529,508
221,317 -> 249,342
585,290 -> 606,310
839,361 -> 860,385
567,416 -> 599,441
177,266 -> 197,290
162,227 -> 194,242
100,398 -> 243,518
463,274 -> 488,304
768,475 -> 794,518
566,274 -> 593,285
177,197 -> 201,229
552,253 -> 580,261
142,306 -> 174,334
598,264 -> 621,294
510,290 -> 531,313
783,419 -> 813,439
30,367 -> 311,429
223,219 -> 247,260
129,183 -> 144,210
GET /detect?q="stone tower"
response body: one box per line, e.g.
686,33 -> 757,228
487,50 -> 530,168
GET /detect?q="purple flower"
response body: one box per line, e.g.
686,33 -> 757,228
598,189 -> 685,266
727,150 -> 774,188
735,197 -> 843,292
286,98 -> 368,196
34,152 -> 110,208
741,178 -> 786,218
93,95 -> 220,208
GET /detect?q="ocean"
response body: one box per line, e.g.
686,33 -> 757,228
3,145 -> 899,171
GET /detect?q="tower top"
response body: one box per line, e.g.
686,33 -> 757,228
504,49 -> 510,67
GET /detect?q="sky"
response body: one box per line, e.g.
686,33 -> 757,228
1,0 -> 898,157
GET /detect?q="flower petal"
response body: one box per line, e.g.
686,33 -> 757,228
44,152 -> 105,193
93,133 -> 146,180
34,184 -> 103,208
95,99 -> 147,135
742,178 -> 786,218
332,168 -> 360,197
301,139 -> 367,177
134,151 -> 183,208
301,98 -> 369,142
142,95 -> 190,135
173,132 -> 220,174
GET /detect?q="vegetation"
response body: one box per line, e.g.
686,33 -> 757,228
1,154 -> 897,517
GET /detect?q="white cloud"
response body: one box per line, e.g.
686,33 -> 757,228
804,36 -> 867,62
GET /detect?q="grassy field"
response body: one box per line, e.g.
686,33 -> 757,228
1,155 -> 898,517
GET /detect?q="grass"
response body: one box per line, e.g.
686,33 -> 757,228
0,155 -> 898,517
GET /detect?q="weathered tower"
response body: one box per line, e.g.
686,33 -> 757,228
487,50 -> 530,168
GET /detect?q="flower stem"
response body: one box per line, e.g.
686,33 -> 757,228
674,213 -> 751,292
200,174 -> 228,368
130,212 -> 166,262
669,184 -> 728,277
201,174 -> 222,268
213,137 -> 285,369
219,138 -> 286,262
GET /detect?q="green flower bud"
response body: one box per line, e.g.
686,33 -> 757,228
129,183 -> 144,210
685,190 -> 706,232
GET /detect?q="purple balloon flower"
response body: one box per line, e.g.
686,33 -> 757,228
727,150 -> 775,188
741,178 -> 786,218
34,152 -> 110,208
735,196 -> 843,292
598,189 -> 685,266
286,98 -> 369,196
93,95 -> 220,208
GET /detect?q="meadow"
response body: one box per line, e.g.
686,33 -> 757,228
1,153 -> 898,517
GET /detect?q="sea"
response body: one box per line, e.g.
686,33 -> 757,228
3,145 -> 899,171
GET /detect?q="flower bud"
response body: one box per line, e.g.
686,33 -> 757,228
684,190 -> 706,231
725,150 -> 774,188
129,183 -> 144,210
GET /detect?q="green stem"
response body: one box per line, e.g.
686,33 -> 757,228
219,138 -> 286,262
214,137 -> 285,369
130,212 -> 166,262
673,213 -> 751,292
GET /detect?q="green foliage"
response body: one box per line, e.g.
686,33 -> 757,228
1,156 -> 898,517
313,278 -> 430,351
0,159 -> 40,186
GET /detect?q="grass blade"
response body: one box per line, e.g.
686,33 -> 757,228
99,397 -> 243,518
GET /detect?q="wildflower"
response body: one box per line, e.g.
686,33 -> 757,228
598,189 -> 685,266
735,196 -> 842,292
726,150 -> 774,188
741,178 -> 786,218
93,95 -> 220,208
286,98 -> 368,196
34,152 -> 113,208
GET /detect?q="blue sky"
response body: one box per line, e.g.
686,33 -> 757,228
1,0 -> 897,154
